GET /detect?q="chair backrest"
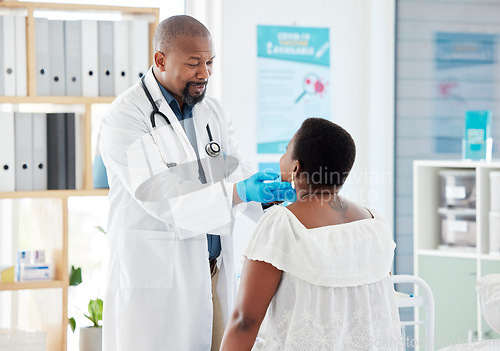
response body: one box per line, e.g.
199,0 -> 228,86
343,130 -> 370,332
392,274 -> 435,351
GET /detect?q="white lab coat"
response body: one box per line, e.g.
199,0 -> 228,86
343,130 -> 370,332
99,68 -> 261,351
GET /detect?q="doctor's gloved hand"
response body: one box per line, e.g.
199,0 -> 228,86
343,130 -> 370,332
236,171 -> 296,203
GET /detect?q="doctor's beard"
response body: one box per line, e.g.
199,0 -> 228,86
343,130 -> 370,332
183,81 -> 208,107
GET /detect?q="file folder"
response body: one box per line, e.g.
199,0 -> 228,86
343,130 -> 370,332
130,20 -> 149,84
35,18 -> 50,96
98,21 -> 114,97
81,20 -> 99,97
64,20 -> 82,96
2,15 -> 16,96
15,14 -> 27,96
15,113 -> 34,191
49,20 -> 66,96
113,20 -> 130,95
47,113 -> 67,189
75,114 -> 84,190
0,17 -> 4,96
0,112 -> 15,192
32,113 -> 47,191
66,113 -> 76,190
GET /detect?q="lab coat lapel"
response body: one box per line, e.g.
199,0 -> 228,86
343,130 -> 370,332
143,69 -> 197,162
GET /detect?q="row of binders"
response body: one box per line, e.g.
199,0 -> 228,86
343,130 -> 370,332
0,112 -> 84,192
0,14 -> 28,96
35,18 -> 150,97
0,14 -> 150,97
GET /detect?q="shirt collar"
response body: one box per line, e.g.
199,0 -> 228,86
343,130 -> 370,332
155,77 -> 193,121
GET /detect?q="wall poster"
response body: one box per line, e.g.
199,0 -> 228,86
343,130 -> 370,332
434,32 -> 497,153
256,25 -> 331,154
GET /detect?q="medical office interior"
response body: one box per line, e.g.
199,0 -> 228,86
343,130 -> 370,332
0,0 -> 500,350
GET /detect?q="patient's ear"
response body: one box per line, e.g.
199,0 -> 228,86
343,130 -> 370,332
293,161 -> 302,174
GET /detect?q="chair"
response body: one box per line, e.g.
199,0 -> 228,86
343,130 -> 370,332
392,274 -> 435,351
435,274 -> 500,350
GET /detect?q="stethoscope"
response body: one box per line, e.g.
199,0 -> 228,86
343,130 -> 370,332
140,76 -> 221,162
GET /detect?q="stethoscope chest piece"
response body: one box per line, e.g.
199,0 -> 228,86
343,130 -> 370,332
205,141 -> 221,157
141,74 -> 222,159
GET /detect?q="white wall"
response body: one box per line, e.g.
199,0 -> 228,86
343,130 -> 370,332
218,0 -> 395,223
188,0 -> 395,276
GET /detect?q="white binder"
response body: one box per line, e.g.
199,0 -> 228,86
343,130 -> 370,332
2,15 -> 16,96
113,20 -> 130,96
81,20 -> 99,97
130,20 -> 149,84
35,18 -> 50,96
14,14 -> 27,96
49,20 -> 66,96
98,21 -> 115,97
0,17 -> 4,96
64,20 -> 82,96
14,113 -> 33,191
0,112 -> 15,192
32,113 -> 47,191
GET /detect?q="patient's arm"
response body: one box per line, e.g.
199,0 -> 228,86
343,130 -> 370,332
220,258 -> 282,351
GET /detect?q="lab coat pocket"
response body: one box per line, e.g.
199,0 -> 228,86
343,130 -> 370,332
119,229 -> 176,289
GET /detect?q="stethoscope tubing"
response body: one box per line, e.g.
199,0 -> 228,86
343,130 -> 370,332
140,75 -> 221,158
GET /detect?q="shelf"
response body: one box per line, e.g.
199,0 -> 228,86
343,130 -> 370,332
417,249 -> 477,259
480,254 -> 500,261
0,96 -> 115,104
0,280 -> 65,291
414,159 -> 500,169
0,1 -> 158,14
0,189 -> 109,199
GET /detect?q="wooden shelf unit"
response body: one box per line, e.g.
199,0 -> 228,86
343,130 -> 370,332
0,280 -> 66,291
0,3 -> 159,351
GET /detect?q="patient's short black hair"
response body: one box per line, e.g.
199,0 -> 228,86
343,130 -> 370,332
291,117 -> 356,189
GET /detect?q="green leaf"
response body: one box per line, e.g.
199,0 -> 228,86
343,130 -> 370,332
69,266 -> 82,286
95,226 -> 106,235
69,317 -> 76,333
87,299 -> 103,327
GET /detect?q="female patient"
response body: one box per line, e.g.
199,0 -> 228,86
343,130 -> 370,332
221,118 -> 401,350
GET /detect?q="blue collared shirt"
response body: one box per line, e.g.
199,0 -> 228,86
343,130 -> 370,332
155,79 -> 221,261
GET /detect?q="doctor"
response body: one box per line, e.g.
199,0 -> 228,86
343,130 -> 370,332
99,15 -> 294,351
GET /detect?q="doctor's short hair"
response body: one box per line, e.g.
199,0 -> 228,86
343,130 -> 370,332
292,118 -> 356,189
153,15 -> 211,53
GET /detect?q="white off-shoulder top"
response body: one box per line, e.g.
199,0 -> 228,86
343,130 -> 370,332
243,205 -> 402,351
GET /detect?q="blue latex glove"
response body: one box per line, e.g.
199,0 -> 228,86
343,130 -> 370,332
237,171 -> 296,203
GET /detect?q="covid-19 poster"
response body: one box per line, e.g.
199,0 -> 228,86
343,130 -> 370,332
256,25 -> 331,154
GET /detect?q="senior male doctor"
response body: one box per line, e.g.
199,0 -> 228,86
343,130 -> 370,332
99,15 -> 294,351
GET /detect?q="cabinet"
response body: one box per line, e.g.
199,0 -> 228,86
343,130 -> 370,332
414,160 -> 500,345
0,2 -> 159,351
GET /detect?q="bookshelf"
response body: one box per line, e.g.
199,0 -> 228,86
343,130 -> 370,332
413,160 -> 500,344
0,2 -> 159,351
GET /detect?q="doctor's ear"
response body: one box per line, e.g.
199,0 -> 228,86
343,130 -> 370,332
154,51 -> 166,72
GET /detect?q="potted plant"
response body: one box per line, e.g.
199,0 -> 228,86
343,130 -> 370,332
78,299 -> 103,351
68,226 -> 106,351
69,266 -> 104,351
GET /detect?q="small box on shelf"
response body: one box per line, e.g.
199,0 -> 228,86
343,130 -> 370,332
438,208 -> 477,248
16,249 -> 53,282
490,212 -> 500,255
439,169 -> 476,209
0,329 -> 46,351
490,172 -> 500,212
0,266 -> 15,283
